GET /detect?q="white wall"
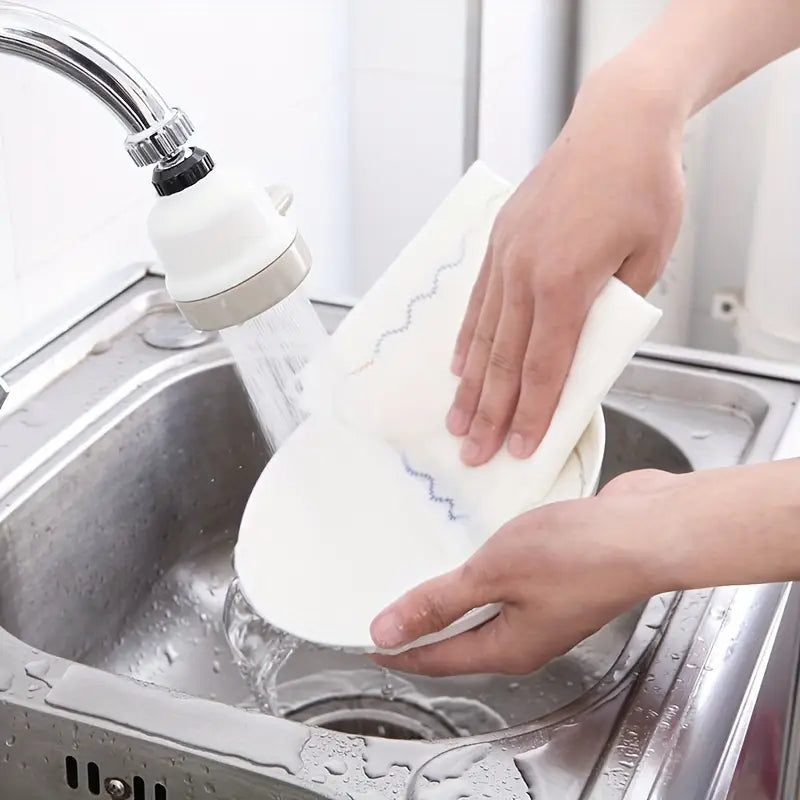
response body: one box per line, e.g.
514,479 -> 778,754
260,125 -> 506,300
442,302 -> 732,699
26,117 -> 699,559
0,2 -> 796,364
347,0 -> 468,294
478,1 -> 570,182
0,0 -> 352,364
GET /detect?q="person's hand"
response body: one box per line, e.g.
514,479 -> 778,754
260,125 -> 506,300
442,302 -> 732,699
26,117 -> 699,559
448,63 -> 686,467
370,470 -> 685,676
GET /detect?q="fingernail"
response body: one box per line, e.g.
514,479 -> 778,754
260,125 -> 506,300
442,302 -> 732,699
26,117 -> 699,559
371,611 -> 406,649
461,437 -> 482,464
451,353 -> 466,376
509,433 -> 532,459
447,406 -> 470,435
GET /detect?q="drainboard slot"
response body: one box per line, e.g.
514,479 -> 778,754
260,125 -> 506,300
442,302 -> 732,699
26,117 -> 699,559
87,761 -> 101,795
61,756 -> 166,799
65,756 -> 79,789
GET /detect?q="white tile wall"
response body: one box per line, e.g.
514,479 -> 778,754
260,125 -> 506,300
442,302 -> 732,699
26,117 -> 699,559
348,0 -> 467,293
0,1 -> 791,364
0,0 -> 352,365
479,1 -> 571,183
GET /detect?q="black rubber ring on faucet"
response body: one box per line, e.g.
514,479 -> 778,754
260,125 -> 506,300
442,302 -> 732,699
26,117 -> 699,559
152,147 -> 215,196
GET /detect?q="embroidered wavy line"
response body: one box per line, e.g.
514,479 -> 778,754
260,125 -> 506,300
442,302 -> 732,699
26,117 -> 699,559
402,454 -> 466,521
348,190 -> 507,377
346,239 -> 467,376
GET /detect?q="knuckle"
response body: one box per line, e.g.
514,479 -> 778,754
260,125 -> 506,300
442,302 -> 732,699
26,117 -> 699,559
503,269 -> 530,298
455,376 -> 482,405
488,348 -> 517,376
534,271 -> 568,301
459,558 -> 493,592
473,404 -> 502,433
415,591 -> 451,632
521,357 -> 553,388
473,328 -> 496,350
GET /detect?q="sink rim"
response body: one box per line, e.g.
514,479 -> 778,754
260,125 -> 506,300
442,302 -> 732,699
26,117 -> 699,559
1,275 -> 799,800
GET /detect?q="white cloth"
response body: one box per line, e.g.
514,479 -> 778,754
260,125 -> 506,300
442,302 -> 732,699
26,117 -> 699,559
235,162 -> 661,651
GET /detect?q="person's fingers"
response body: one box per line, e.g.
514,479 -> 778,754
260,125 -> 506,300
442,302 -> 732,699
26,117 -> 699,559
373,611 -> 523,677
508,284 -> 591,459
460,286 -> 533,466
616,249 -> 662,296
446,274 -> 503,438
370,561 -> 497,651
452,249 -> 493,376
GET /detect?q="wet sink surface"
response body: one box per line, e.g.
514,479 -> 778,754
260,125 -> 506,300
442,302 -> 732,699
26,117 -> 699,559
0,354 -> 692,738
2,287 -> 799,800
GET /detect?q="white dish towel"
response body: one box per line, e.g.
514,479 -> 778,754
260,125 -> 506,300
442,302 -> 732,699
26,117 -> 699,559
300,162 -> 662,538
235,162 -> 662,651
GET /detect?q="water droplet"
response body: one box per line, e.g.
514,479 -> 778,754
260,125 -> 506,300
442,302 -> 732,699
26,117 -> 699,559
24,660 -> 52,688
164,644 -> 179,665
324,758 -> 347,776
0,669 -> 13,692
5,735 -> 15,747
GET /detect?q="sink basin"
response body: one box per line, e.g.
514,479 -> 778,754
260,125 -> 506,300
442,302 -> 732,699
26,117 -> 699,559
1,277 -> 799,800
0,353 -> 689,738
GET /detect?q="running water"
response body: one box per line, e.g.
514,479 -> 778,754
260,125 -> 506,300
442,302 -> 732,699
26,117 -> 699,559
224,580 -> 298,716
220,288 -> 328,712
219,288 -> 328,451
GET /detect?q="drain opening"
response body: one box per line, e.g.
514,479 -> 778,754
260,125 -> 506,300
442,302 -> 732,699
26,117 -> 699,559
65,756 -> 79,789
133,776 -> 146,800
154,783 -> 167,800
288,697 -> 458,741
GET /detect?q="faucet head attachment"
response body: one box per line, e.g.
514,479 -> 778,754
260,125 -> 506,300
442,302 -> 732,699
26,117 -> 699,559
124,108 -> 194,167
147,158 -> 312,332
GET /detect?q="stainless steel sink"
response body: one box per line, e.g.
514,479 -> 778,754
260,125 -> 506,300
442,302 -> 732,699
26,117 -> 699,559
1,275 -> 799,799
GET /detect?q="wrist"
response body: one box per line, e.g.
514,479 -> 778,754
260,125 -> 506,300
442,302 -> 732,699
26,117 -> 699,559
647,461 -> 800,592
576,45 -> 690,143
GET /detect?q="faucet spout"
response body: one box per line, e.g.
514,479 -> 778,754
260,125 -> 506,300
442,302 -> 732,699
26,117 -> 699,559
0,3 -> 311,339
0,2 -> 193,166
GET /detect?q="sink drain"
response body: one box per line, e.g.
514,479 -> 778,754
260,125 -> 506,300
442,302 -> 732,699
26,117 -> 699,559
288,697 -> 458,740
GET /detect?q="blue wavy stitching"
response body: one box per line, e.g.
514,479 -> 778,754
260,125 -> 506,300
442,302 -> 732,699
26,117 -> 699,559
368,237 -> 468,361
402,454 -> 466,522
353,189 -> 507,372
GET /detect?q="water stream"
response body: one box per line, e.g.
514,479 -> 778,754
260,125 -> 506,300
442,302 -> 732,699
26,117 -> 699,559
219,288 -> 328,713
219,288 -> 328,452
220,289 -> 414,721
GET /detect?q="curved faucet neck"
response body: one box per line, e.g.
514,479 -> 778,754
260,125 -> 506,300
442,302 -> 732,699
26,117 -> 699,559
0,2 -> 194,166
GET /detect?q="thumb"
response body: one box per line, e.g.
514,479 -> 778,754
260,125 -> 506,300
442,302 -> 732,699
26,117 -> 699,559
370,563 -> 495,650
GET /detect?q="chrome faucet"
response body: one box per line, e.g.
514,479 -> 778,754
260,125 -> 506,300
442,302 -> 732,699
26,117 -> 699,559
0,3 -> 313,410
0,3 -> 193,167
0,2 -> 196,412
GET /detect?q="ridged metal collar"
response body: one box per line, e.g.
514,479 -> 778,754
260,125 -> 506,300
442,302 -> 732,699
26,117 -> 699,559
0,3 -> 192,166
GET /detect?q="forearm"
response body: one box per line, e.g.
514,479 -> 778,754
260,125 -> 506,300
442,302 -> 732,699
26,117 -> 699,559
600,0 -> 800,120
659,459 -> 800,591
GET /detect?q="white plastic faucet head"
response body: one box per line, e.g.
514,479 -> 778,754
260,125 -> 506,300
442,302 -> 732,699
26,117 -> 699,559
147,148 -> 311,332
